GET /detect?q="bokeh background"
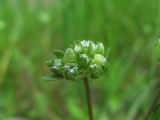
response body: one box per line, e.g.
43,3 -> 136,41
0,0 -> 160,120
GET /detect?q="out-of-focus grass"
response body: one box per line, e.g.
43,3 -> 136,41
0,0 -> 159,120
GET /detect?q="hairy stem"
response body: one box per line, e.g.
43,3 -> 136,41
83,77 -> 94,120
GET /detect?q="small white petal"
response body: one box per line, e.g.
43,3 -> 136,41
69,69 -> 74,73
81,54 -> 88,59
74,45 -> 81,52
53,59 -> 62,70
69,66 -> 78,73
92,43 -> 98,49
64,64 -> 70,69
90,64 -> 97,68
80,54 -> 89,62
53,65 -> 60,70
81,40 -> 90,47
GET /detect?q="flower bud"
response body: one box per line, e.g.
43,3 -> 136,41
63,48 -> 76,63
74,44 -> 82,53
92,54 -> 106,66
89,42 -> 98,56
50,59 -> 62,75
89,64 -> 103,78
81,40 -> 90,47
63,65 -> 79,80
69,66 -> 79,77
96,42 -> 105,55
46,59 -> 54,67
80,40 -> 90,53
79,54 -> 90,68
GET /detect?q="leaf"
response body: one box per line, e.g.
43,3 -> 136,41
54,50 -> 65,58
42,75 -> 65,81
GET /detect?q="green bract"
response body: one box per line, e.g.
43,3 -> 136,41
46,40 -> 109,81
63,48 -> 76,63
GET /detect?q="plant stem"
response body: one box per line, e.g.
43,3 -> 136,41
83,76 -> 94,120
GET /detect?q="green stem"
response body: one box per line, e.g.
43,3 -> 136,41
83,77 -> 94,120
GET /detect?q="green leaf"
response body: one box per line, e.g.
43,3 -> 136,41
54,50 -> 65,58
42,75 -> 65,81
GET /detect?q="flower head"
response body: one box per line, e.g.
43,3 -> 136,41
46,40 -> 109,80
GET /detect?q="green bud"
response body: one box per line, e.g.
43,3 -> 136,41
46,59 -> 54,67
89,42 -> 97,56
156,39 -> 160,61
74,44 -> 82,53
79,54 -> 90,68
63,64 -> 79,80
89,64 -> 103,78
80,40 -> 90,47
96,42 -> 105,55
50,59 -> 63,75
63,48 -> 76,63
80,40 -> 90,53
92,54 -> 106,66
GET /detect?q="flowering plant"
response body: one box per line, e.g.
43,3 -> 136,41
44,40 -> 109,81
44,40 -> 109,120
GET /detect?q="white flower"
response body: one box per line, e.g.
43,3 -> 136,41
74,45 -> 81,52
53,59 -> 62,70
53,65 -> 59,70
55,59 -> 62,64
81,54 -> 88,59
80,54 -> 89,62
53,63 -> 61,70
63,64 -> 70,69
91,42 -> 98,52
89,64 -> 97,68
69,66 -> 78,73
81,40 -> 90,47
92,43 -> 97,49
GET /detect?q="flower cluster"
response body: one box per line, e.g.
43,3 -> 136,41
46,40 -> 108,81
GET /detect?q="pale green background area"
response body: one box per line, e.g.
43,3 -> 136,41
0,0 -> 160,120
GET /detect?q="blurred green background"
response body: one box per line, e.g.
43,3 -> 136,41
0,0 -> 160,120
